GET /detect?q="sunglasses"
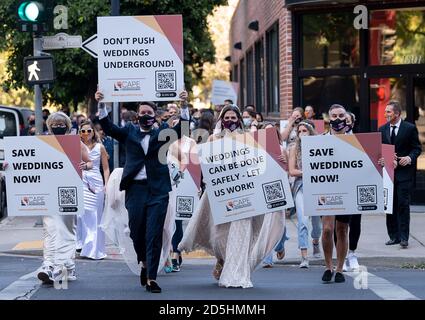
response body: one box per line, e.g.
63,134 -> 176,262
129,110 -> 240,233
80,129 -> 93,134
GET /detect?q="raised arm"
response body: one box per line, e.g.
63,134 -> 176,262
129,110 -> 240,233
95,90 -> 129,144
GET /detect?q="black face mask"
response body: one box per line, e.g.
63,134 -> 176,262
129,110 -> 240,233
330,118 -> 347,132
29,120 -> 35,126
138,114 -> 156,128
43,115 -> 48,121
294,118 -> 302,125
51,127 -> 67,135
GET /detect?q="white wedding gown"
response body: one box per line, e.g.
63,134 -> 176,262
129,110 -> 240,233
179,192 -> 285,288
100,168 -> 175,275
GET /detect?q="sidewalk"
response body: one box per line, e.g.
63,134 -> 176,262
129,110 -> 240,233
1,210 -> 424,263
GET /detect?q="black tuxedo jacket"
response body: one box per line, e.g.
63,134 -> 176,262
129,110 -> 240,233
100,116 -> 188,193
379,120 -> 422,182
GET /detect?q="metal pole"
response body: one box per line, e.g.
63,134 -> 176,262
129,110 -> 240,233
111,0 -> 120,169
33,34 -> 44,227
33,35 -> 44,136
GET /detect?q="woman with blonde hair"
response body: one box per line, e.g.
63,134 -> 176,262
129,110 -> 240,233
288,120 -> 322,268
76,120 -> 110,260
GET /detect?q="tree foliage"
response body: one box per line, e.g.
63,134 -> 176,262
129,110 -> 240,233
0,0 -> 226,112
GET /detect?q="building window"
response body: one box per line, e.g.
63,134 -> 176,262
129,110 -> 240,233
246,49 -> 254,106
255,40 -> 265,113
233,64 -> 238,82
301,12 -> 359,69
240,58 -> 245,107
369,8 -> 425,66
301,75 -> 360,120
266,23 -> 280,114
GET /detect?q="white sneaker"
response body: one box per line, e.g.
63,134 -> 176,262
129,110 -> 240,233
37,266 -> 54,284
299,257 -> 309,268
347,252 -> 360,271
342,258 -> 349,272
52,266 -> 76,282
67,268 -> 77,281
312,243 -> 322,259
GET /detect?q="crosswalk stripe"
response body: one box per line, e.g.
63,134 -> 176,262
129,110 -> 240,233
346,270 -> 420,300
0,271 -> 40,300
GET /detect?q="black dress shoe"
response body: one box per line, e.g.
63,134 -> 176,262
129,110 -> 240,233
146,281 -> 161,293
322,269 -> 334,283
400,240 -> 408,248
140,267 -> 147,287
334,272 -> 345,283
385,239 -> 401,245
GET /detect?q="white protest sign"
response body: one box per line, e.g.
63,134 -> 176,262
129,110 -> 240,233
198,128 -> 293,225
97,15 -> 184,102
382,144 -> 395,214
211,80 -> 239,105
4,135 -> 84,216
301,133 -> 384,216
168,137 -> 202,220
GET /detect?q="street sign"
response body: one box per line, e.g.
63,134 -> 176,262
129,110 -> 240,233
81,34 -> 98,58
42,32 -> 82,50
23,56 -> 55,85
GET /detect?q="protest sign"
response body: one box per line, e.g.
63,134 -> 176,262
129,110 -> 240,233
168,137 -> 202,220
97,15 -> 184,102
4,135 -> 84,216
382,144 -> 395,214
301,133 -> 384,216
198,128 -> 293,225
211,80 -> 239,105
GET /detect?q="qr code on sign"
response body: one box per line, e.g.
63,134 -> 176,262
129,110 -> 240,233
58,187 -> 78,206
357,185 -> 377,205
156,70 -> 176,91
176,196 -> 194,214
262,181 -> 286,204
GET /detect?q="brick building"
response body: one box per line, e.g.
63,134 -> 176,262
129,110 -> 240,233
229,0 -> 425,202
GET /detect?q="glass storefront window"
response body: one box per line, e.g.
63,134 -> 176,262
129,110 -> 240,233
266,23 -> 280,113
369,8 -> 425,65
302,12 -> 359,69
369,77 -> 406,132
413,77 -> 425,203
301,75 -> 360,121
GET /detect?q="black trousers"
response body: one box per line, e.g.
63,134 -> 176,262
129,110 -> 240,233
172,220 -> 183,253
387,180 -> 411,242
125,183 -> 169,280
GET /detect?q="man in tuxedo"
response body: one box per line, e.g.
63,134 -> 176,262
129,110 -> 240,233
95,90 -> 190,293
379,101 -> 421,248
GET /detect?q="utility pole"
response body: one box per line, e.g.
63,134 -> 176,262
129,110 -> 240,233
111,0 -> 120,169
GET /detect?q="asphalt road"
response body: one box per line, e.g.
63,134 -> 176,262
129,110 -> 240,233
1,254 -> 424,300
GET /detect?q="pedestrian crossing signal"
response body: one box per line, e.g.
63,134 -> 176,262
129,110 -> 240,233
23,56 -> 55,86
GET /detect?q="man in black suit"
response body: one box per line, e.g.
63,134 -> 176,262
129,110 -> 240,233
378,101 -> 421,248
95,90 -> 190,293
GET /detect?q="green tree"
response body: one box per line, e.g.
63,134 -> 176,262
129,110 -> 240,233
0,0 -> 226,114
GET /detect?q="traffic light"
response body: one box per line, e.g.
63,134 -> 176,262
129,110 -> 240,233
17,1 -> 53,33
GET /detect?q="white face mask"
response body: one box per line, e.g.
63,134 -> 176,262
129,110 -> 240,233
243,118 -> 252,127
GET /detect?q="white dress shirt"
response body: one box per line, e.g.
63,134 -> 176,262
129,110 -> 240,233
390,118 -> 402,136
134,130 -> 150,180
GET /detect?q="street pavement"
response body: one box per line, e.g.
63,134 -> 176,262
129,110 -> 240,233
0,209 -> 424,300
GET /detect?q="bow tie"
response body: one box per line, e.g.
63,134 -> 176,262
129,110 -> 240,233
140,131 -> 151,139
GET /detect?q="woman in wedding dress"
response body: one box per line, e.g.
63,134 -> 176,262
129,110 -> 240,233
179,105 -> 285,288
76,121 -> 109,260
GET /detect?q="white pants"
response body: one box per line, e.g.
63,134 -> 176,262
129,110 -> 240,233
42,215 -> 76,270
